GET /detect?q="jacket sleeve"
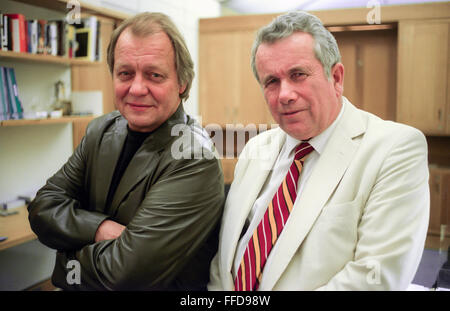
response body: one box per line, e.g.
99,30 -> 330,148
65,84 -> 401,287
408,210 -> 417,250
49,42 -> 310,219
27,130 -> 109,251
51,154 -> 225,290
317,127 -> 430,290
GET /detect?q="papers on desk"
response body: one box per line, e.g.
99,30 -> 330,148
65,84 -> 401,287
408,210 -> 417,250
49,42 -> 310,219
0,189 -> 36,216
0,198 -> 25,216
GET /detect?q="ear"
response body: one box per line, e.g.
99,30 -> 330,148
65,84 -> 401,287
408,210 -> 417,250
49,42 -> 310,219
179,83 -> 187,96
331,62 -> 344,98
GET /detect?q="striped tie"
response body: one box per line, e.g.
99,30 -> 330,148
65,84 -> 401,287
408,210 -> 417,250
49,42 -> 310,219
234,142 -> 314,291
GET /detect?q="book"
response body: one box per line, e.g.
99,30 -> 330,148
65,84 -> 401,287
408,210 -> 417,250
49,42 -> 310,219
37,19 -> 47,54
27,19 -> 38,54
74,16 -> 98,61
5,13 -> 27,52
66,24 -> 76,58
7,67 -> 24,119
1,67 -> 24,120
0,67 -> 8,121
3,67 -> 16,119
0,13 -> 3,51
48,21 -> 58,56
75,28 -> 91,60
2,15 -> 8,51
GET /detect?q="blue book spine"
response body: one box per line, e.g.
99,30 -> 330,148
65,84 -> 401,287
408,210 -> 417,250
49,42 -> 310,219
0,67 -> 8,120
4,67 -> 18,119
8,67 -> 24,119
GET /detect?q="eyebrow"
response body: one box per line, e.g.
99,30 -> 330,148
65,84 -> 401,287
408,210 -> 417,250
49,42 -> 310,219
114,63 -> 165,73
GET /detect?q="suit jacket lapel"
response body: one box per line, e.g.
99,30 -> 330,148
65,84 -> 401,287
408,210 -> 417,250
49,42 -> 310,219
259,100 -> 366,290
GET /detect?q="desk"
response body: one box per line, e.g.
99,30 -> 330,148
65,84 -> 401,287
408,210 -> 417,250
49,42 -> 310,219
0,206 -> 36,251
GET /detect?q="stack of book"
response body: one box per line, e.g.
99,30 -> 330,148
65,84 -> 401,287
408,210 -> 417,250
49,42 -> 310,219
0,66 -> 23,121
0,12 -> 100,61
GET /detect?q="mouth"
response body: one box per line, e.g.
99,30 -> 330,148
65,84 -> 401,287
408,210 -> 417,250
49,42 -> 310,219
127,102 -> 153,111
281,109 -> 304,116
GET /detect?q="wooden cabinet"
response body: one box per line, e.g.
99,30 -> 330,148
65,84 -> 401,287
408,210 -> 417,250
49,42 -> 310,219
221,158 -> 238,184
397,19 -> 449,135
428,166 -> 450,249
334,26 -> 397,121
199,26 -> 273,126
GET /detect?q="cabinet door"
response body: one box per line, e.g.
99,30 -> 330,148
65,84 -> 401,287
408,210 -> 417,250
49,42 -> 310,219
234,31 -> 272,126
428,167 -> 450,241
199,30 -> 273,126
72,118 -> 93,149
199,31 -> 237,126
221,158 -> 238,184
397,20 -> 449,134
334,29 -> 397,121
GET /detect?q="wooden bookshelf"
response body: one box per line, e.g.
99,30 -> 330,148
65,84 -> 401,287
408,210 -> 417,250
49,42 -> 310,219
0,50 -> 102,66
0,115 -> 94,127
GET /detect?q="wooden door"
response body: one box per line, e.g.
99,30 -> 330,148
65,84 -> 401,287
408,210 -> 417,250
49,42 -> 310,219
333,27 -> 397,121
199,29 -> 274,126
397,20 -> 449,134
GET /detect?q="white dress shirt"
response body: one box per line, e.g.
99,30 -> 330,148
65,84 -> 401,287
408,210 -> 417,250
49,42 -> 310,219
232,100 -> 346,277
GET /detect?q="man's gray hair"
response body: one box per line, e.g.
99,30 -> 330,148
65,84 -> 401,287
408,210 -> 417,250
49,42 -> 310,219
251,11 -> 341,82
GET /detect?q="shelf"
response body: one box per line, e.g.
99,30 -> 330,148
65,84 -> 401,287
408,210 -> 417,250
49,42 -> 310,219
0,115 -> 94,127
0,206 -> 36,251
11,0 -> 130,22
0,50 -> 103,66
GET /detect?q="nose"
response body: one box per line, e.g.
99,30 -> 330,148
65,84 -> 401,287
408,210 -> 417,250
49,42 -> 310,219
278,80 -> 298,105
129,74 -> 149,96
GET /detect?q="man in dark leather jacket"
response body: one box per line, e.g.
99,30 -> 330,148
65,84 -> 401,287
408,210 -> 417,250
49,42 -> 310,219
27,12 -> 224,291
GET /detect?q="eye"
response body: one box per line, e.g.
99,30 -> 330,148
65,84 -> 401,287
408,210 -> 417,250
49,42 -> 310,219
117,71 -> 132,80
291,72 -> 306,80
148,72 -> 164,82
264,78 -> 278,88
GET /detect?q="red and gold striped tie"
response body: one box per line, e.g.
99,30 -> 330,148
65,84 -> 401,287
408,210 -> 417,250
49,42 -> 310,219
234,142 -> 314,291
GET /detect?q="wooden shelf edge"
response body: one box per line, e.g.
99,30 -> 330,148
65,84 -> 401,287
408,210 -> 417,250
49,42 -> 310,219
0,50 -> 103,66
0,206 -> 37,252
0,115 -> 95,127
11,0 -> 130,21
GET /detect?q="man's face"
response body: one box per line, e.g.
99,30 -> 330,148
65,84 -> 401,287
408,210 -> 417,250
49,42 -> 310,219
113,29 -> 186,132
255,32 -> 344,140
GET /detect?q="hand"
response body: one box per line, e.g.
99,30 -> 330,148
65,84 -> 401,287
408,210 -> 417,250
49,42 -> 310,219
95,219 -> 126,242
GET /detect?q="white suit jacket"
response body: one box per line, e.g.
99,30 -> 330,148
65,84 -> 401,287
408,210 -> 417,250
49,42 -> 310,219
209,99 -> 430,290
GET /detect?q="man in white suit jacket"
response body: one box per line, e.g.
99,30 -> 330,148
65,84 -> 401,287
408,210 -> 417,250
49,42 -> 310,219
208,11 -> 429,290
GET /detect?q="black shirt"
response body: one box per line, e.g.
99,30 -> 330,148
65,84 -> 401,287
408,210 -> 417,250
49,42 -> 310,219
105,126 -> 152,213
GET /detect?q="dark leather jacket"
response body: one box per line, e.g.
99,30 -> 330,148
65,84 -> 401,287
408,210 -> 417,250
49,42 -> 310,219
28,105 -> 224,290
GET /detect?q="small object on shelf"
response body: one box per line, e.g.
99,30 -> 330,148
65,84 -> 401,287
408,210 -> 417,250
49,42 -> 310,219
27,111 -> 48,119
53,80 -> 72,115
50,109 -> 63,118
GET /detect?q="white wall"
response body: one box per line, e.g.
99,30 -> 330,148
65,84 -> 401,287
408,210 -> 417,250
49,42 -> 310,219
86,0 -> 222,117
0,124 -> 73,203
135,0 -> 221,117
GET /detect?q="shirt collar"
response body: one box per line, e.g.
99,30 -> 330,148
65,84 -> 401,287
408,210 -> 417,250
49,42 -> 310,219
285,99 -> 346,156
